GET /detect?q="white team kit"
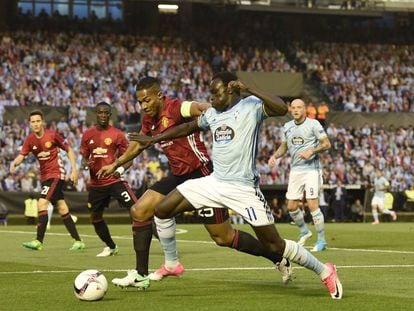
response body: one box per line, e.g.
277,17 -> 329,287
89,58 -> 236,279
371,176 -> 389,210
177,96 -> 274,226
282,118 -> 326,200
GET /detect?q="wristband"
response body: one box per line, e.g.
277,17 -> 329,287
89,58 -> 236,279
115,166 -> 125,175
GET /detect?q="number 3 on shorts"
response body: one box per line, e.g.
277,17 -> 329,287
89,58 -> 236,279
121,191 -> 131,202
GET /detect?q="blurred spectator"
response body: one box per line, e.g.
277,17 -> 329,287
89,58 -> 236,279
350,199 -> 364,222
332,180 -> 347,222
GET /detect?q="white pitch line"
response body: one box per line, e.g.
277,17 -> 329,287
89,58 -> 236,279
1,229 -> 414,253
1,264 -> 414,275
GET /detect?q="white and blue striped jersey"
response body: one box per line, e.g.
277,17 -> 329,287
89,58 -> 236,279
198,95 -> 266,187
374,176 -> 389,198
282,118 -> 327,172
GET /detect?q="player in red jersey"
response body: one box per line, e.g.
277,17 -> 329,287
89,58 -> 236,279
10,110 -> 85,251
97,77 -> 291,289
81,101 -> 138,257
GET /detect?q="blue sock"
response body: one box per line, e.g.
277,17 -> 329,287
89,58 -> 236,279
283,239 -> 325,276
311,208 -> 326,242
289,209 -> 309,234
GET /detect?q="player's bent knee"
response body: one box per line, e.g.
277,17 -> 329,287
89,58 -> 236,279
131,203 -> 153,222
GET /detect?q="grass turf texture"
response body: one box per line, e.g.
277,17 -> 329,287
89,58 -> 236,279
1,223 -> 413,311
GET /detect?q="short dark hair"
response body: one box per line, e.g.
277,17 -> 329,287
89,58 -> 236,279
212,71 -> 238,86
29,110 -> 44,120
135,77 -> 160,91
96,101 -> 112,112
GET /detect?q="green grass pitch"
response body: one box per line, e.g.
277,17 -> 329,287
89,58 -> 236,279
1,223 -> 414,311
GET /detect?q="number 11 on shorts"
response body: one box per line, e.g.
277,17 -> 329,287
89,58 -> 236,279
245,207 -> 257,221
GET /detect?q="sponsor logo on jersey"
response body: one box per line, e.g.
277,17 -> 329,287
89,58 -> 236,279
37,151 -> 51,159
92,147 -> 108,157
214,125 -> 235,144
160,141 -> 174,148
89,139 -> 94,144
104,138 -> 112,146
161,116 -> 169,128
45,141 -> 52,148
33,146 -> 37,150
291,137 -> 304,145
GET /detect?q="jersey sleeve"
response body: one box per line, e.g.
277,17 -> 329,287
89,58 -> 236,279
80,133 -> 90,157
197,109 -> 212,131
140,116 -> 150,136
313,120 -> 327,140
281,124 -> 287,143
54,131 -> 69,151
247,95 -> 266,122
20,136 -> 31,156
117,132 -> 129,156
168,98 -> 184,122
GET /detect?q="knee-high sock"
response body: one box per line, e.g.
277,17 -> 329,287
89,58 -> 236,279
311,208 -> 326,242
155,217 -> 178,269
289,209 -> 309,234
283,239 -> 330,279
61,212 -> 81,241
372,209 -> 379,222
36,210 -> 48,243
47,203 -> 53,227
93,219 -> 116,249
231,230 -> 284,264
132,220 -> 153,276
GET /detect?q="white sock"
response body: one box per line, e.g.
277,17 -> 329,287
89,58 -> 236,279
155,217 -> 178,263
372,209 -> 379,222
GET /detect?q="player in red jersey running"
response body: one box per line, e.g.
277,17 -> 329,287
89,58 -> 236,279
10,110 -> 85,251
97,77 -> 291,289
81,101 -> 138,257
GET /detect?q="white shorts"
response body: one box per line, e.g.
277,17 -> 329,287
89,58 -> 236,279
371,196 -> 384,210
177,175 -> 274,226
286,170 -> 322,200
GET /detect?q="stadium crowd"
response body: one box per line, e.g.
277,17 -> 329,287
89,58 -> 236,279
0,26 -> 413,220
293,41 -> 414,112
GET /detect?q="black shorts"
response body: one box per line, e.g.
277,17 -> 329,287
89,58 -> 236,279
40,179 -> 65,204
88,181 -> 138,214
150,163 -> 229,224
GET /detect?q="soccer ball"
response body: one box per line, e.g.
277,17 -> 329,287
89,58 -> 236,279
74,270 -> 108,301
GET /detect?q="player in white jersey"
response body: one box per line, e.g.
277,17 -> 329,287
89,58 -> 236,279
130,72 -> 343,299
269,99 -> 331,252
371,169 -> 397,224
269,99 -> 330,251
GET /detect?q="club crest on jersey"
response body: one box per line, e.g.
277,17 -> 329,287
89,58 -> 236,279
104,138 -> 112,146
214,125 -> 235,145
45,141 -> 52,148
161,117 -> 169,128
291,137 -> 304,145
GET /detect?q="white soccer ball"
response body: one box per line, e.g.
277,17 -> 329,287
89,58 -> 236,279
74,270 -> 108,301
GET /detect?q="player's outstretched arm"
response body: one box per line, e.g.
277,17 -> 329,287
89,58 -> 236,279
10,154 -> 25,174
228,80 -> 288,117
268,142 -> 288,168
67,147 -> 78,186
129,120 -> 201,146
181,101 -> 211,117
96,141 -> 142,179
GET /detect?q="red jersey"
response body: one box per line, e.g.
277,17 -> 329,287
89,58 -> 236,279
80,125 -> 128,188
20,129 -> 68,182
141,97 -> 210,176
